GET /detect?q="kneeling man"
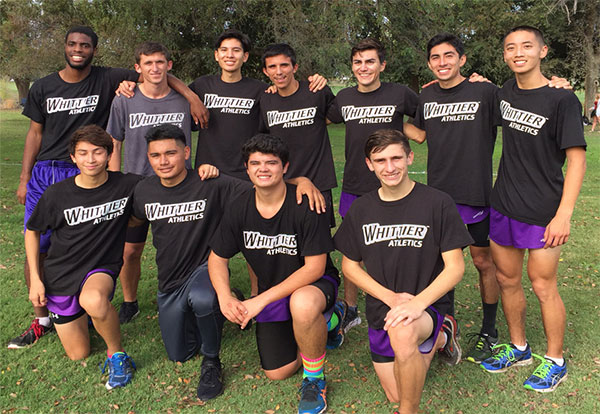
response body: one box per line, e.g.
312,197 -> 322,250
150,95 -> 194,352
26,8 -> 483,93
334,129 -> 472,414
208,134 -> 343,414
26,125 -> 140,389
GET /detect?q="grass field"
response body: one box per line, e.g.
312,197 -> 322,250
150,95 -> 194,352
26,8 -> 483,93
0,109 -> 599,413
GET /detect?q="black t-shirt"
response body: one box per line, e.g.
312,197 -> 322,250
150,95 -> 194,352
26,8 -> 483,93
327,83 -> 419,195
189,75 -> 268,179
413,80 -> 500,206
132,171 -> 251,293
333,183 -> 473,329
491,79 -> 587,226
26,172 -> 142,295
210,183 -> 336,294
22,66 -> 139,161
259,82 -> 337,191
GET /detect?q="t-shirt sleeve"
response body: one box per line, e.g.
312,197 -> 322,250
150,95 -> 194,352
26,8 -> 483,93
403,86 -> 419,118
491,86 -> 502,127
106,67 -> 140,91
209,204 -> 242,259
297,202 -> 334,257
326,95 -> 344,124
26,189 -> 57,233
439,195 -> 474,252
333,208 -> 362,261
106,96 -> 126,141
258,95 -> 269,133
218,175 -> 253,210
556,92 -> 587,150
188,78 -> 203,102
413,98 -> 425,129
131,182 -> 147,220
22,81 -> 45,124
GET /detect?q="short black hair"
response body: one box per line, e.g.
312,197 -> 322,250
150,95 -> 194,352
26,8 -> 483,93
69,125 -> 113,155
365,129 -> 411,158
135,41 -> 171,63
145,124 -> 187,146
351,38 -> 386,63
262,43 -> 296,68
215,29 -> 251,53
242,133 -> 289,166
65,26 -> 98,48
427,33 -> 465,59
503,25 -> 546,46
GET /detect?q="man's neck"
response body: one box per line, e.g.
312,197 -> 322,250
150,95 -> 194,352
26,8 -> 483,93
255,181 -> 287,219
277,79 -> 300,97
439,74 -> 466,89
75,170 -> 109,189
59,65 -> 92,83
138,80 -> 171,99
357,79 -> 381,93
378,179 -> 415,202
221,70 -> 243,83
160,169 -> 188,188
515,69 -> 548,90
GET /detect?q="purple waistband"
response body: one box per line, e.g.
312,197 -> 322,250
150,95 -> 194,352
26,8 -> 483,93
456,204 -> 489,225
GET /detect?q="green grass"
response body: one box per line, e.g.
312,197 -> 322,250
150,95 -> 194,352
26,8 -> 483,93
1,110 -> 599,413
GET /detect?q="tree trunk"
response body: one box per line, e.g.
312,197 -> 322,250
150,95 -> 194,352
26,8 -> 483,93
582,1 -> 599,118
14,78 -> 31,104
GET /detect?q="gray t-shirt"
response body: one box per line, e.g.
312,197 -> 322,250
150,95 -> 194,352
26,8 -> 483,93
107,87 -> 193,176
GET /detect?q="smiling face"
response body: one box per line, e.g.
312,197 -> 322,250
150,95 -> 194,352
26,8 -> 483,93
147,139 -> 189,185
245,152 -> 288,189
352,49 -> 386,92
64,32 -> 96,70
135,52 -> 172,85
70,141 -> 110,178
366,143 -> 414,189
215,38 -> 248,74
503,30 -> 547,75
427,42 -> 466,87
262,54 -> 298,93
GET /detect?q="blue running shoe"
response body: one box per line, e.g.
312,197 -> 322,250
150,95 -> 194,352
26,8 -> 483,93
480,343 -> 532,373
101,352 -> 136,389
326,300 -> 347,350
523,357 -> 567,393
298,377 -> 327,414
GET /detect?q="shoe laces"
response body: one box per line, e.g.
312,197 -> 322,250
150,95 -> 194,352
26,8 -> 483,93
300,379 -> 320,402
489,343 -> 517,361
465,332 -> 488,350
530,354 -> 552,378
101,353 -> 135,375
200,360 -> 221,384
28,320 -> 45,339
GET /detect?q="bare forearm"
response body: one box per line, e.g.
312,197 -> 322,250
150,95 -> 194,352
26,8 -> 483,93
207,252 -> 233,300
556,147 -> 586,218
412,249 -> 463,309
108,139 -> 122,171
341,257 -> 396,305
24,230 -> 42,282
403,122 -> 426,144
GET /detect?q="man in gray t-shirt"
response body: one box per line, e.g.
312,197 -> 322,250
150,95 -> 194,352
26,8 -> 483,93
107,42 -> 195,323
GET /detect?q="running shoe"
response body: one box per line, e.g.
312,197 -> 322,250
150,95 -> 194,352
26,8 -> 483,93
342,304 -> 362,334
480,343 -> 532,373
197,357 -> 224,400
118,301 -> 140,324
101,352 -> 136,389
298,377 -> 327,414
523,356 -> 567,393
7,318 -> 54,349
465,331 -> 498,363
326,300 -> 346,350
438,315 -> 461,365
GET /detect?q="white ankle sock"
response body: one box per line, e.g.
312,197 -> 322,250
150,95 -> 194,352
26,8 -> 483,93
37,317 -> 51,327
513,343 -> 528,352
544,355 -> 564,366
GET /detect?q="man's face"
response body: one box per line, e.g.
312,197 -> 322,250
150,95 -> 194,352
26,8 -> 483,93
351,49 -> 386,92
503,30 -> 547,75
215,38 -> 248,73
245,152 -> 288,188
366,143 -> 413,188
427,42 -> 466,83
64,32 -> 96,70
147,139 -> 190,181
263,54 -> 298,91
135,52 -> 172,85
70,141 -> 110,177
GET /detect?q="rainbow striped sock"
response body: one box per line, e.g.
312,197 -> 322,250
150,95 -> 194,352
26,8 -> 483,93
301,352 -> 325,379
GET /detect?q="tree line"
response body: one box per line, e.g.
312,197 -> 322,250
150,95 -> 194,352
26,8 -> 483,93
1,0 -> 598,115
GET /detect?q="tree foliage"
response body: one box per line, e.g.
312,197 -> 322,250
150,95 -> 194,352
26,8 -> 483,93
1,0 -> 596,102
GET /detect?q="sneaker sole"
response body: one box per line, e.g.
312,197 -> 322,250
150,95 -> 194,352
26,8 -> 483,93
524,373 -> 567,393
105,380 -> 130,390
482,357 -> 533,373
465,355 -> 486,364
343,317 -> 362,334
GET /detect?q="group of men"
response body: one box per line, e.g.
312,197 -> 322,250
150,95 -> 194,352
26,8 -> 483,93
9,23 -> 586,414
